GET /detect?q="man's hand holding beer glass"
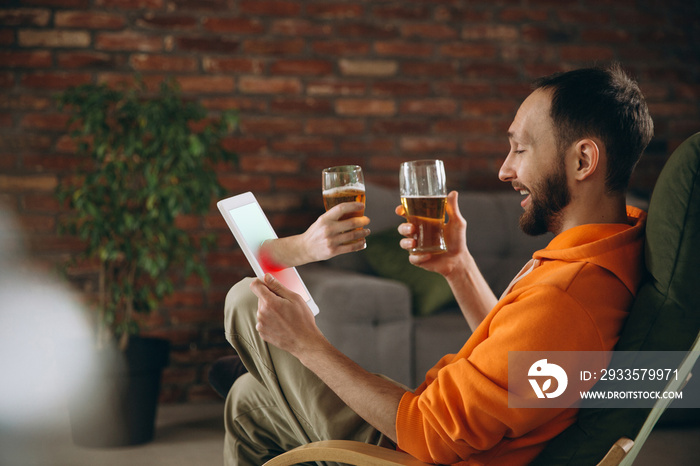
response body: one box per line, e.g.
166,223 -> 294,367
396,159 -> 496,329
257,165 -> 369,272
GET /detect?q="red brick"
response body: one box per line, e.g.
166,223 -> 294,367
581,28 -> 632,44
16,214 -> 55,233
400,137 -> 457,154
439,43 -> 496,59
270,59 -> 333,76
239,76 -> 301,95
306,80 -> 366,96
401,23 -> 458,40
339,59 -> 397,77
240,155 -> 300,173
336,99 -> 396,117
270,137 -> 334,154
372,5 -> 430,20
462,25 -> 519,41
337,23 -> 398,39
399,99 -> 457,116
203,57 -> 264,74
305,118 -> 364,135
201,97 -> 266,113
0,51 -> 52,68
270,98 -> 333,114
22,153 -> 89,172
19,30 -> 90,48
0,8 -> 51,26
55,11 -> 126,29
20,72 -> 92,90
500,8 -> 549,22
271,19 -> 333,37
243,38 -> 304,56
95,31 -> 162,51
461,140 -> 510,156
375,41 -> 433,58
130,54 -> 198,71
312,40 -> 370,56
434,6 -> 491,22
221,136 -> 267,154
173,36 -> 239,53
137,13 -> 198,29
306,3 -> 363,19
218,173 -> 272,192
54,134 -> 79,153
372,81 -> 430,97
0,94 -> 51,110
96,0 -> 164,8
239,117 -> 302,134
559,45 -> 615,62
0,114 -> 12,127
57,51 -> 124,69
462,100 -> 518,117
0,30 -> 14,46
23,193 -> 62,213
435,82 -> 491,97
463,64 -> 519,79
20,113 -> 71,131
557,9 -> 609,24
176,76 -> 235,93
521,25 -> 574,43
338,138 -> 394,154
401,61 -> 457,78
202,17 -> 265,34
168,0 -> 228,11
239,0 -> 302,16
372,120 -> 430,135
0,175 -> 58,192
434,119 -> 494,135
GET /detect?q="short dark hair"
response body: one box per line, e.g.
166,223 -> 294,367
534,64 -> 654,193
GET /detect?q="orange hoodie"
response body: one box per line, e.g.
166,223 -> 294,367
396,206 -> 647,465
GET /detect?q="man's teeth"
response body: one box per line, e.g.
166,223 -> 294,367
520,190 -> 529,195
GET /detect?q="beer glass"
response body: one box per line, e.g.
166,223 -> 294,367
400,159 -> 447,254
322,165 -> 366,220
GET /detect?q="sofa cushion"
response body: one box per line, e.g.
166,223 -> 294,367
362,228 -> 456,317
532,132 -> 700,464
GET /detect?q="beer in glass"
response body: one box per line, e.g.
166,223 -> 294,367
322,165 -> 365,220
400,160 -> 447,254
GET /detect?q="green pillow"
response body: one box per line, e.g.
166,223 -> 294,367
532,132 -> 700,464
362,228 -> 456,317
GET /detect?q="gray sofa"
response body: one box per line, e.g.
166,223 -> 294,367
299,182 -> 551,388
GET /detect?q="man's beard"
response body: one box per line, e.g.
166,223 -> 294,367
519,162 -> 571,236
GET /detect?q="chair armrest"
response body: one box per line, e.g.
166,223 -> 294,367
597,437 -> 634,466
262,440 -> 432,466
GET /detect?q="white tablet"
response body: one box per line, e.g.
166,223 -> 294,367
217,192 -> 319,316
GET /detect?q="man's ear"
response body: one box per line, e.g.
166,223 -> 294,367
572,138 -> 600,181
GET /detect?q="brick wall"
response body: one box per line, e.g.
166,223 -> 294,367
2,0 -> 699,403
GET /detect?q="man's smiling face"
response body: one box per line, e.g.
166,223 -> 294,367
499,89 -> 572,236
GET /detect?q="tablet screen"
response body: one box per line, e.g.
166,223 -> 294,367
228,202 -> 310,302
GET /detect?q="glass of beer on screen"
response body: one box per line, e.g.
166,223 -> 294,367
400,159 -> 447,254
322,165 -> 366,219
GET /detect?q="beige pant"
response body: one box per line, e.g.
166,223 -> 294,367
223,278 -> 394,465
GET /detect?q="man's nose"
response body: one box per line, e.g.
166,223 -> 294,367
498,153 -> 516,182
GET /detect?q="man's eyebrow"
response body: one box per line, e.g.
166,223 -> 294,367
508,130 -> 531,144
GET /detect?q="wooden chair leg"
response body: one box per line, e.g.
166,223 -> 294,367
596,437 -> 634,466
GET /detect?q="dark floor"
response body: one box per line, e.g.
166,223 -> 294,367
1,402 -> 698,465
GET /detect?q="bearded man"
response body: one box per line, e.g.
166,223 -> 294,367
222,64 -> 654,465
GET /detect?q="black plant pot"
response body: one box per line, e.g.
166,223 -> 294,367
64,336 -> 170,448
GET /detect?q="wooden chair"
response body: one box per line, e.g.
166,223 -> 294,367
263,132 -> 700,466
262,437 -> 636,466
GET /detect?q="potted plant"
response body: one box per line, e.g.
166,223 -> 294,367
55,79 -> 237,447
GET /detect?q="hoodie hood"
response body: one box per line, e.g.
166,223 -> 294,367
532,206 -> 647,295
